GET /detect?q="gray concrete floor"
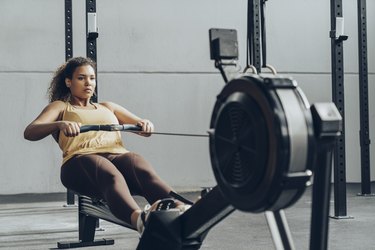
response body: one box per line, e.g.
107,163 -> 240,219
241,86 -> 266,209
0,184 -> 374,250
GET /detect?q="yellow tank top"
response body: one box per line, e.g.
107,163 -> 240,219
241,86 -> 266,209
59,102 -> 128,164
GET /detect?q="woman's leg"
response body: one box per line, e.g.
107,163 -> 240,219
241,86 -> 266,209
109,152 -> 175,205
60,154 -> 140,225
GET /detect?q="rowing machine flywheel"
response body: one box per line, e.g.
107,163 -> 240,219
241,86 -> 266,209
209,75 -> 315,212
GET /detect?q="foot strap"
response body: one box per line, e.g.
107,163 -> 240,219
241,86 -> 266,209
169,191 -> 194,205
137,198 -> 177,234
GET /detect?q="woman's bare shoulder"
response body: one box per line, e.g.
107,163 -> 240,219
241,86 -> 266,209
99,101 -> 118,112
49,100 -> 67,107
45,100 -> 67,111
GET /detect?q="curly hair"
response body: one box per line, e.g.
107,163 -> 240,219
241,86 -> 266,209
48,57 -> 96,102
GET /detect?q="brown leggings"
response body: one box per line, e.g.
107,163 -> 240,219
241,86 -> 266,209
60,152 -> 173,225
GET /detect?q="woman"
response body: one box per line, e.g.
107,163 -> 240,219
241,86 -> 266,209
24,56 -> 185,233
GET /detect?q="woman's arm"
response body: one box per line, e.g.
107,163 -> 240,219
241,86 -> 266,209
24,101 -> 81,141
101,101 -> 154,136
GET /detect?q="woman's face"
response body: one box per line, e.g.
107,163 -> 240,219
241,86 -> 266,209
65,65 -> 96,100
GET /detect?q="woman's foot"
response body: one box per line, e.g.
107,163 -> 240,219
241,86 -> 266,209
133,198 -> 177,234
131,209 -> 142,231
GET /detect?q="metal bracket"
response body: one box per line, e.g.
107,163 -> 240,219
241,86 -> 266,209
329,17 -> 348,42
87,12 -> 99,39
214,60 -> 238,84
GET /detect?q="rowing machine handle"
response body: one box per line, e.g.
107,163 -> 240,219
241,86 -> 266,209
80,124 -> 142,133
80,125 -> 100,132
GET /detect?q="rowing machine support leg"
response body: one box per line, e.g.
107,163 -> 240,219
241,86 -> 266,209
79,213 -> 98,242
309,138 -> 334,250
57,197 -> 115,249
309,103 -> 342,250
265,210 -> 295,250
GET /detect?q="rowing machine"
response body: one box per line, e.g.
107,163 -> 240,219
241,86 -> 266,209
57,74 -> 341,250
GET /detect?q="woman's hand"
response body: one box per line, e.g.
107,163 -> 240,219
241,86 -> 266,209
58,121 -> 82,137
136,119 -> 154,137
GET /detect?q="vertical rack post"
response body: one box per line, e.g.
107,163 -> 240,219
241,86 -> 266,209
260,0 -> 267,68
65,0 -> 73,61
65,0 -> 75,206
357,0 -> 373,196
86,0 -> 98,102
86,0 -> 100,230
246,0 -> 262,72
329,0 -> 351,219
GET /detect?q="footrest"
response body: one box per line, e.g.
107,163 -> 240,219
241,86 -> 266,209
57,238 -> 114,249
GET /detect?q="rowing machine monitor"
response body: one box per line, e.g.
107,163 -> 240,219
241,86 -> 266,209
209,28 -> 239,83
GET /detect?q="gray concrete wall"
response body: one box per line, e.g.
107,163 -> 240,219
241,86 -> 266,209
0,0 -> 374,194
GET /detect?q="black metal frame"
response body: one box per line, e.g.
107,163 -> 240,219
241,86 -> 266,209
86,0 -> 98,102
329,0 -> 351,219
357,0 -> 372,196
65,0 -> 75,206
